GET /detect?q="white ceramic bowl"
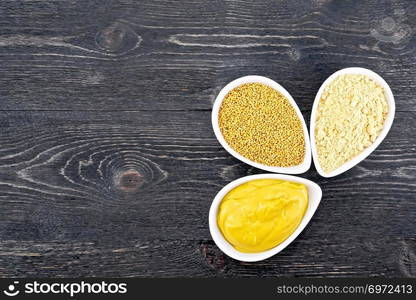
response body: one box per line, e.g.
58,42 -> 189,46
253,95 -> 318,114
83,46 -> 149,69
310,67 -> 395,177
212,75 -> 311,174
209,174 -> 322,262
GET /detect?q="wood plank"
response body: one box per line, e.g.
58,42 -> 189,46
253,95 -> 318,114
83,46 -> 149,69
0,238 -> 414,277
1,0 -> 415,278
0,110 -> 414,276
0,0 -> 415,111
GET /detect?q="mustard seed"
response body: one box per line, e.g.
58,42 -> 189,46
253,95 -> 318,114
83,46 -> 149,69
218,83 -> 305,167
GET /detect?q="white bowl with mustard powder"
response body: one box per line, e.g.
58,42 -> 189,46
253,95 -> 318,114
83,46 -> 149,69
310,67 -> 395,177
209,174 -> 322,262
212,75 -> 311,174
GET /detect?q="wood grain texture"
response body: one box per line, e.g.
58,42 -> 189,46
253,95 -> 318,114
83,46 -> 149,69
0,110 -> 414,277
0,0 -> 415,111
0,0 -> 415,277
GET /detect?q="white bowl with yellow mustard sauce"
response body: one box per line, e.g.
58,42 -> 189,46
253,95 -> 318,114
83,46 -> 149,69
212,75 -> 311,174
209,174 -> 322,262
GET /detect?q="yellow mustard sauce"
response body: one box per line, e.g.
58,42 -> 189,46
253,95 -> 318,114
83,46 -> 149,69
217,179 -> 308,253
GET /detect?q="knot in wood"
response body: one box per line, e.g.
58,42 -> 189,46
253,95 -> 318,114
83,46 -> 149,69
96,22 -> 136,53
116,170 -> 142,192
96,23 -> 126,52
200,241 -> 227,272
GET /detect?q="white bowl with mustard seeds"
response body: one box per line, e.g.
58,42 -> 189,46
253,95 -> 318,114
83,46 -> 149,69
212,75 -> 311,174
310,67 -> 395,177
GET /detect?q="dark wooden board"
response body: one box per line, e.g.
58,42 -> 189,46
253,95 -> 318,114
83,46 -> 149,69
0,0 -> 415,111
0,0 -> 415,277
0,110 -> 415,277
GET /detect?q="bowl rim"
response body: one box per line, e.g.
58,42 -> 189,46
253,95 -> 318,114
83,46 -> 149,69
310,67 -> 396,178
208,174 -> 322,262
211,75 -> 311,174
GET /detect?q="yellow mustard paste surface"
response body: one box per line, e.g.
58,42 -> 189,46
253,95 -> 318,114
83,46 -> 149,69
217,179 -> 308,253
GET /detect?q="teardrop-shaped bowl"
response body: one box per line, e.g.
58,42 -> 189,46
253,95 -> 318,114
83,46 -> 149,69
209,174 -> 322,262
310,67 -> 395,177
212,75 -> 311,174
